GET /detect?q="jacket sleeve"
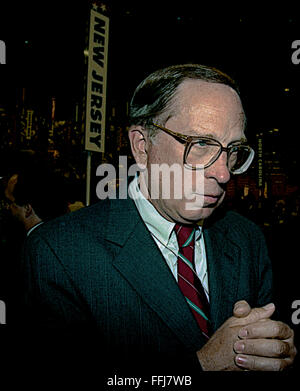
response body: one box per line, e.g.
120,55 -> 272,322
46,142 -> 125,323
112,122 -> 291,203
229,210 -> 274,308
234,211 -> 274,309
256,227 -> 273,307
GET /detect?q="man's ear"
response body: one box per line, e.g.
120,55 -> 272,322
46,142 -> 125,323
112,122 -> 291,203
128,126 -> 149,168
24,203 -> 33,218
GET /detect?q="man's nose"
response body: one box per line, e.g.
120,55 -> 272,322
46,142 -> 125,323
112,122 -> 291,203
205,151 -> 231,184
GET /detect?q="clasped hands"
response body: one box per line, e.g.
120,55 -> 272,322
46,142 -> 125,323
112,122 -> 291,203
197,300 -> 297,371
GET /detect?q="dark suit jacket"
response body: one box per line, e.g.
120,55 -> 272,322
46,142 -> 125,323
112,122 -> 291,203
20,197 -> 272,369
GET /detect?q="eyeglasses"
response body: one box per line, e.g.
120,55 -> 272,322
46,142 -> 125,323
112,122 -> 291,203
152,123 -> 255,175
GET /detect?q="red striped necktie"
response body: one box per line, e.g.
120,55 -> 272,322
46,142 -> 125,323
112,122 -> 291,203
175,224 -> 210,338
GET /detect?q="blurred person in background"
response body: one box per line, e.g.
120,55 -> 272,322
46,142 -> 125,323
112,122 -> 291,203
0,154 -> 68,323
4,167 -> 68,235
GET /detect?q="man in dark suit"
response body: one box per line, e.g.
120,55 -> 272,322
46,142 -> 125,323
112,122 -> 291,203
21,64 -> 296,371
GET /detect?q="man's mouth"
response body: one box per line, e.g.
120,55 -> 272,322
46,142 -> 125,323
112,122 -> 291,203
203,193 -> 223,204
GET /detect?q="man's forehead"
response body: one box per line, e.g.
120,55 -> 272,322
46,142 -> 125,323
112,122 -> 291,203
175,79 -> 243,109
169,79 -> 245,132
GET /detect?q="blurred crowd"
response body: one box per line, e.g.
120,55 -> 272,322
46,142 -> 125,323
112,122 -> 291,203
226,190 -> 300,228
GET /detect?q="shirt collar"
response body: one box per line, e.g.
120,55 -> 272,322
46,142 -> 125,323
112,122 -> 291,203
27,221 -> 44,236
128,176 -> 202,245
129,176 -> 175,246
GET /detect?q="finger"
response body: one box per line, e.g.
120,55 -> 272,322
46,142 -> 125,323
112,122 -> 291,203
235,354 -> 291,371
233,300 -> 251,318
238,320 -> 294,340
230,303 -> 276,328
234,339 -> 291,358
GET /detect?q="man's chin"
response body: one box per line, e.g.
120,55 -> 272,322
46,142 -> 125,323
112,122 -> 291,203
175,192 -> 225,222
180,204 -> 218,223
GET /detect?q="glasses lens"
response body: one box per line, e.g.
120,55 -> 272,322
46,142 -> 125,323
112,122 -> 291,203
186,141 -> 254,174
186,140 -> 221,169
228,145 -> 254,174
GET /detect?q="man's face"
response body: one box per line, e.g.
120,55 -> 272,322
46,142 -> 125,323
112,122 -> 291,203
143,79 -> 246,224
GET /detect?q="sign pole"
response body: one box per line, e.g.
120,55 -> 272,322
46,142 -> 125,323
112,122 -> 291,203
86,151 -> 92,206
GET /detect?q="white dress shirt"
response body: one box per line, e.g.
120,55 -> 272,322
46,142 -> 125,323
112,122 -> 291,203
128,176 -> 209,300
27,221 -> 44,236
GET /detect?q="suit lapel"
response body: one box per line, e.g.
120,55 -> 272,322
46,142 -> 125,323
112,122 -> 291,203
105,198 -> 206,351
204,221 -> 241,331
104,199 -> 242,346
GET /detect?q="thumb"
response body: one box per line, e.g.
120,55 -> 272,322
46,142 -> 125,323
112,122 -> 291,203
230,303 -> 276,327
233,300 -> 251,318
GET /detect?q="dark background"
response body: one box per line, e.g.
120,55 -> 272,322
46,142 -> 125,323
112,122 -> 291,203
0,0 -> 300,377
1,1 -> 300,129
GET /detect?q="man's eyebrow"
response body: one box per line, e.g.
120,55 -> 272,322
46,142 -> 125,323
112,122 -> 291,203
187,130 -> 248,143
185,130 -> 216,138
229,137 -> 248,144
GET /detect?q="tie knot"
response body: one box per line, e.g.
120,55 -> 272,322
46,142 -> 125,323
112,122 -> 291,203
174,224 -> 195,248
